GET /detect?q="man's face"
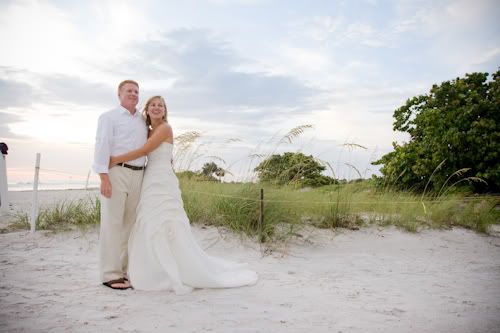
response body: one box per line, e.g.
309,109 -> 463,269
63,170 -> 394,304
118,83 -> 139,109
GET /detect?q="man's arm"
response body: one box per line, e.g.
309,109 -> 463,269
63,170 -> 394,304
93,114 -> 113,198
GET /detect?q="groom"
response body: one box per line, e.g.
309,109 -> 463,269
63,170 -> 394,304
93,80 -> 148,290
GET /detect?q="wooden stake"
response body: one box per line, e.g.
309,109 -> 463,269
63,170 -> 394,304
30,153 -> 41,233
259,188 -> 264,242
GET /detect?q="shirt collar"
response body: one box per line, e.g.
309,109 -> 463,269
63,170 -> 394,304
118,105 -> 140,117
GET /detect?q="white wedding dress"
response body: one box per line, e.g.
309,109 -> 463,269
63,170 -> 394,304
127,142 -> 258,293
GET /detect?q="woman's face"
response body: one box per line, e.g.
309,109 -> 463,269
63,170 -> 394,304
147,98 -> 166,120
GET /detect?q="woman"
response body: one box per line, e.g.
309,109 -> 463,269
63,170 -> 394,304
109,96 -> 258,294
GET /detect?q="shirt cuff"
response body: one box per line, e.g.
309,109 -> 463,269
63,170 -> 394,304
93,163 -> 109,174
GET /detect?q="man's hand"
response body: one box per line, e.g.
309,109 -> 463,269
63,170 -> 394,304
99,174 -> 112,198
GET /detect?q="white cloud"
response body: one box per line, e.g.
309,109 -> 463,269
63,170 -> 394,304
0,0 -> 160,84
88,0 -> 158,50
472,47 -> 500,65
8,103 -> 99,145
278,46 -> 331,73
301,16 -> 345,42
0,1 -> 87,74
344,22 -> 383,46
392,0 -> 498,36
207,0 -> 266,4
295,15 -> 387,47
445,0 -> 498,22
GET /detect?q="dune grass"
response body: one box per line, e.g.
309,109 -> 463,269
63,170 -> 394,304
9,197 -> 100,232
179,179 -> 499,239
7,180 -> 498,240
7,126 -> 499,240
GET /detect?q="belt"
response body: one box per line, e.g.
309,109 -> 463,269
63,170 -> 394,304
117,163 -> 145,171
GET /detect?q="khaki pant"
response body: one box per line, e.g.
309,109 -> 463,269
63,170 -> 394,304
99,166 -> 143,282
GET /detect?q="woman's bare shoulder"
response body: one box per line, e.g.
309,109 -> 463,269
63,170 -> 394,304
158,122 -> 172,133
158,122 -> 173,142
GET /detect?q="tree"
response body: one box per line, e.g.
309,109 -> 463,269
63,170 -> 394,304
372,70 -> 500,192
201,162 -> 225,181
254,152 -> 335,187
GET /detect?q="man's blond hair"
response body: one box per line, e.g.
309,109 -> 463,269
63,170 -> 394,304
118,80 -> 139,92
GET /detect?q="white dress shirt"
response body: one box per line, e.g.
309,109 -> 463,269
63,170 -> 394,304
93,105 -> 148,174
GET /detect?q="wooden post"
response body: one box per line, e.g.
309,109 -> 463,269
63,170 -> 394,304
85,169 -> 91,190
30,153 -> 41,233
259,188 -> 264,242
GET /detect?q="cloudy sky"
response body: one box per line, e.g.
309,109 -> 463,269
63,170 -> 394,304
1,0 -> 499,184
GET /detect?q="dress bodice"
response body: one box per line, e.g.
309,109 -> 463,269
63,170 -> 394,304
146,142 -> 173,170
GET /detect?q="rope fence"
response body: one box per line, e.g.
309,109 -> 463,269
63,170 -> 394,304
39,168 -> 91,178
183,189 -> 498,205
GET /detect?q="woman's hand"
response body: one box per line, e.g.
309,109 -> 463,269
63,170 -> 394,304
109,156 -> 119,169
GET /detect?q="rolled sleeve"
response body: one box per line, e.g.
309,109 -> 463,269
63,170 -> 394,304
93,114 -> 112,174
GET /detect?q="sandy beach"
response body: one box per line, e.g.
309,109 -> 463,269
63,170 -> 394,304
0,190 -> 499,332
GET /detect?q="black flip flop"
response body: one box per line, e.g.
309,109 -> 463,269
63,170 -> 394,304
103,277 -> 132,290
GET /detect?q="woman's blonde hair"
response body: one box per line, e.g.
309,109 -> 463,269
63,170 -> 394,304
143,95 -> 167,128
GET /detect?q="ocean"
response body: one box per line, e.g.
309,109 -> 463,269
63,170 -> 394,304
8,180 -> 100,192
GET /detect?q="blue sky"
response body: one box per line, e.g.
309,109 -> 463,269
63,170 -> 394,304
1,0 -> 499,183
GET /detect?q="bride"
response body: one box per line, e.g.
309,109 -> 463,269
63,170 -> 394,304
109,95 -> 258,294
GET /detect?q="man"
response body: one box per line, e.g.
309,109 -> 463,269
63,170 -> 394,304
93,80 -> 147,290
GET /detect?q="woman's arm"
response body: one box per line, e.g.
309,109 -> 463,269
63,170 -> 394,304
110,123 -> 173,167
